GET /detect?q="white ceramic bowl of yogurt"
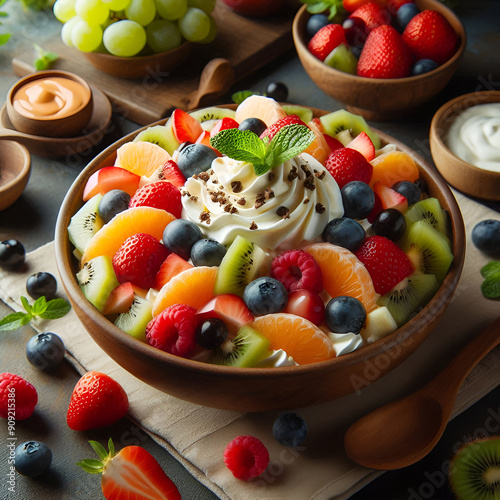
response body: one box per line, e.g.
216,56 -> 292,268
430,90 -> 500,201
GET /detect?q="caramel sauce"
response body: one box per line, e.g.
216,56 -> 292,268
12,77 -> 89,120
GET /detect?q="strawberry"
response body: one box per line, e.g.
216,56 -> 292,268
195,130 -> 211,148
171,108 -> 203,144
367,191 -> 383,223
349,2 -> 391,32
357,24 -> 413,78
154,252 -> 193,289
112,233 -> 170,290
324,147 -> 373,188
78,438 -> 181,500
324,134 -> 344,152
346,131 -> 375,161
0,373 -> 38,420
140,160 -> 186,190
102,282 -> 136,315
343,0 -> 387,14
373,181 -> 408,212
260,114 -> 306,140
402,10 -> 458,65
386,0 -> 413,14
307,23 -> 346,62
67,372 -> 128,431
210,117 -> 239,137
355,235 -> 413,295
83,166 -> 141,201
129,180 -> 182,218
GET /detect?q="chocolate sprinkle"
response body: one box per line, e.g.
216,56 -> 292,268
231,180 -> 243,193
268,172 -> 275,182
304,176 -> 316,190
263,187 -> 275,200
198,172 -> 209,182
250,222 -> 258,230
237,197 -> 246,206
315,170 -> 326,180
315,203 -> 325,214
199,212 -> 211,224
276,206 -> 290,219
288,165 -> 298,181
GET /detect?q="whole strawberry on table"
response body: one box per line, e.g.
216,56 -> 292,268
304,0 -> 460,78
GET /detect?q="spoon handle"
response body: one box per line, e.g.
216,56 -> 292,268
427,316 -> 500,403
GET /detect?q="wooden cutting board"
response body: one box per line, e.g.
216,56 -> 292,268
12,3 -> 295,125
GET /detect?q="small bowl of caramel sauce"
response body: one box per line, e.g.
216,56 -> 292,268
6,70 -> 93,138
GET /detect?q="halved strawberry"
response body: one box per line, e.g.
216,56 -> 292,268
140,160 -> 186,190
323,134 -> 344,152
260,115 -> 306,141
210,117 -> 239,137
129,181 -> 182,218
346,131 -> 376,161
171,108 -> 203,144
154,253 -> 193,290
195,130 -> 211,147
78,439 -> 181,500
367,191 -> 383,223
102,282 -> 135,315
324,147 -> 373,188
83,167 -> 141,202
373,181 -> 408,212
349,2 -> 391,32
307,23 -> 347,61
196,294 -> 254,334
343,0 -> 387,13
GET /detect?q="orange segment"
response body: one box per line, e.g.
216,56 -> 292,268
152,266 -> 217,316
235,95 -> 287,127
304,119 -> 331,164
115,141 -> 172,177
252,313 -> 335,365
81,207 -> 175,265
303,243 -> 378,312
369,151 -> 419,187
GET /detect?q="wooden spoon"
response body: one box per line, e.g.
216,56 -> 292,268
344,316 -> 500,470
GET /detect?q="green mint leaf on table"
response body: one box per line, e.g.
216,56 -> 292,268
31,295 -> 47,316
0,312 -> 31,331
481,279 -> 500,299
21,296 -> 33,314
39,298 -> 71,319
232,90 -> 259,104
480,261 -> 500,280
33,43 -> 58,71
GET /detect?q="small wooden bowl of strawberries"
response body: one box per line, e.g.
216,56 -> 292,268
293,0 -> 466,121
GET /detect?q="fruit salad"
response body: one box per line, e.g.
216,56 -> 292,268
68,96 -> 454,368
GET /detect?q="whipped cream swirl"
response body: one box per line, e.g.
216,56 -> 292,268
181,153 -> 343,252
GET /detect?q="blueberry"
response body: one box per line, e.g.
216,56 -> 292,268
266,81 -> 288,102
190,239 -> 226,267
243,277 -> 288,316
342,17 -> 367,47
273,413 -> 308,447
0,239 -> 25,270
471,220 -> 500,255
15,441 -> 52,477
238,117 -> 267,136
392,180 -> 421,206
26,332 -> 65,371
351,45 -> 363,59
162,219 -> 203,260
98,189 -> 131,224
397,3 -> 419,30
306,14 -> 330,38
325,296 -> 366,334
411,58 -> 439,76
341,181 -> 375,220
26,272 -> 57,301
372,208 -> 407,242
196,318 -> 228,350
177,143 -> 218,178
322,217 -> 366,252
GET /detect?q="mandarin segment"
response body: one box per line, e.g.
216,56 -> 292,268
81,207 -> 175,265
252,313 -> 335,365
234,95 -> 287,127
115,141 -> 172,177
369,151 -> 419,188
303,243 -> 378,312
304,119 -> 331,164
152,266 -> 217,316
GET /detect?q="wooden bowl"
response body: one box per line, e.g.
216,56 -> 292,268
430,91 -> 500,201
54,107 -> 465,412
0,140 -> 31,211
83,42 -> 194,80
6,70 -> 93,138
293,0 -> 466,121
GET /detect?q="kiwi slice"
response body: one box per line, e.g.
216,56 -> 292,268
213,235 -> 270,297
76,255 -> 120,312
208,325 -> 271,367
402,220 -> 453,283
68,194 -> 103,255
282,104 -> 313,123
134,123 -> 179,155
319,109 -> 381,149
450,437 -> 500,499
114,295 -> 153,342
189,106 -> 236,123
377,273 -> 439,327
404,197 -> 450,238
335,129 -> 354,146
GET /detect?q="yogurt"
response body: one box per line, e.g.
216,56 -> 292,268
446,103 -> 500,172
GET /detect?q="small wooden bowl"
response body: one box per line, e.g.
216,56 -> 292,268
6,70 -> 93,138
0,140 -> 31,211
293,0 -> 466,121
430,91 -> 500,201
83,42 -> 194,80
54,105 -> 465,412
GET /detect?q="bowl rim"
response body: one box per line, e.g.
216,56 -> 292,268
55,105 -> 465,381
0,140 -> 31,192
292,0 -> 467,84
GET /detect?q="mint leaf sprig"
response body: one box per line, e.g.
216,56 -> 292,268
480,261 -> 500,300
210,124 -> 316,176
33,43 -> 58,71
0,295 -> 71,331
300,0 -> 346,20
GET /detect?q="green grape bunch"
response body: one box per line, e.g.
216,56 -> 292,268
53,0 -> 217,57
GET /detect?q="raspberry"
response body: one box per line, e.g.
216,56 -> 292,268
0,373 -> 38,421
260,115 -> 306,141
129,180 -> 182,218
146,304 -> 197,357
324,148 -> 373,189
271,250 -> 323,294
112,233 -> 169,290
223,435 -> 269,481
355,235 -> 413,295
